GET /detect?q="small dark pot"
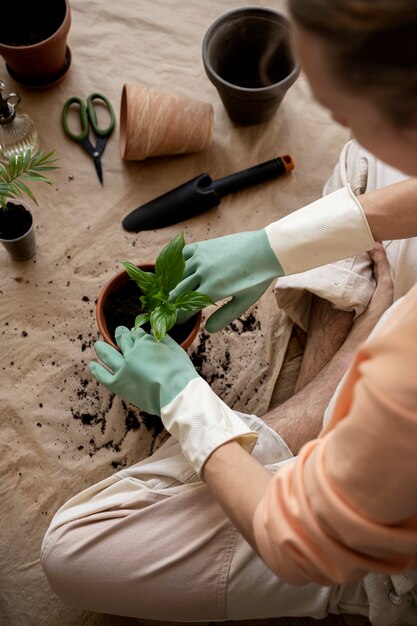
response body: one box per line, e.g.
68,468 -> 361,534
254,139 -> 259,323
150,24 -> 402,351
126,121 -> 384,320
96,264 -> 202,351
202,7 -> 300,125
0,0 -> 72,88
0,201 -> 36,261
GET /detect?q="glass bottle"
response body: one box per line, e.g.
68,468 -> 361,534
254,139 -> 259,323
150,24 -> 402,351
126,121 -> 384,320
0,80 -> 39,163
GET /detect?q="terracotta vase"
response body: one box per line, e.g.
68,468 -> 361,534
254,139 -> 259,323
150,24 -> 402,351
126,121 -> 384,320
96,264 -> 202,351
0,0 -> 72,89
0,200 -> 36,261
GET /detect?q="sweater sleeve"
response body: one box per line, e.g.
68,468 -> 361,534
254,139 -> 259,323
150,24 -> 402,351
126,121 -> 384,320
253,295 -> 417,586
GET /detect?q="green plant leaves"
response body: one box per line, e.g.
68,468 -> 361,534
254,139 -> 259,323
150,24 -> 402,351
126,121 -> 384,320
134,312 -> 150,328
155,232 -> 186,293
174,291 -> 214,311
0,148 -> 58,210
123,233 -> 212,342
150,303 -> 178,342
13,180 -> 37,204
123,262 -> 157,294
7,156 -> 16,180
30,150 -> 59,171
140,287 -> 166,312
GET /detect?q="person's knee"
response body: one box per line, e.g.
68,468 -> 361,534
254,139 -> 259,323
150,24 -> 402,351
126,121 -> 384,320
41,516 -> 162,616
41,523 -> 87,609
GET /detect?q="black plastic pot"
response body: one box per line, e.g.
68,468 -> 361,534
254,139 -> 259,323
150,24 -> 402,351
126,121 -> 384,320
0,201 -> 36,261
202,7 -> 300,125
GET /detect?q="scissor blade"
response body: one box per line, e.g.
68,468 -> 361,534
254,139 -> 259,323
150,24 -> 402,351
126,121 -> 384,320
94,158 -> 104,186
79,137 -> 98,158
95,136 -> 108,158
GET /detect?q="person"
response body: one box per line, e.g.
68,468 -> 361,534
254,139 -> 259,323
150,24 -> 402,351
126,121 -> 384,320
41,1 -> 417,624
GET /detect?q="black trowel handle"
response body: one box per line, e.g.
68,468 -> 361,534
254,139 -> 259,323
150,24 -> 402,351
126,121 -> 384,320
212,154 -> 294,197
122,173 -> 219,232
122,155 -> 295,232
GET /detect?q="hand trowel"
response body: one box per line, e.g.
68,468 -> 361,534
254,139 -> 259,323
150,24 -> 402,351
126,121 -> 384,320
122,154 -> 294,232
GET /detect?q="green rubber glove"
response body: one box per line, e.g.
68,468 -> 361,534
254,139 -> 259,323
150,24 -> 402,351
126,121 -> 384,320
88,326 -> 257,474
171,229 -> 283,333
170,187 -> 374,333
89,326 -> 198,415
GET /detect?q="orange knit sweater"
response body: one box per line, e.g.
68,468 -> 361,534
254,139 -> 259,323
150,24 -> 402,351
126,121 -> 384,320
253,284 -> 417,585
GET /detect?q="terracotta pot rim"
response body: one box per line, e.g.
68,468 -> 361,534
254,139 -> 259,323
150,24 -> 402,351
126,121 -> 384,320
96,263 -> 202,351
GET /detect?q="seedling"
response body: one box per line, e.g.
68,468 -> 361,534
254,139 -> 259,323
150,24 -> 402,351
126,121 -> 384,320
0,149 -> 58,210
123,233 -> 213,341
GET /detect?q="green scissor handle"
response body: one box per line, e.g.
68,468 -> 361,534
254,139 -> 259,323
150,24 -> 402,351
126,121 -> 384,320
86,93 -> 116,138
62,96 -> 89,141
62,93 -> 116,142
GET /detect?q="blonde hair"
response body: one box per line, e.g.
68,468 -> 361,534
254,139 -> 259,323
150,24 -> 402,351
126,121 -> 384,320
288,0 -> 417,127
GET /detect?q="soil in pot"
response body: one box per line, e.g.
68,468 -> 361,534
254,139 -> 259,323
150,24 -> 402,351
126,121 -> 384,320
0,2 -> 66,46
0,202 -> 32,239
103,279 -> 197,345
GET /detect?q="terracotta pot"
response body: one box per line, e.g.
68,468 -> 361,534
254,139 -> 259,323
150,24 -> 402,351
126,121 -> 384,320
120,83 -> 213,160
96,264 -> 202,351
0,200 -> 36,261
0,0 -> 72,88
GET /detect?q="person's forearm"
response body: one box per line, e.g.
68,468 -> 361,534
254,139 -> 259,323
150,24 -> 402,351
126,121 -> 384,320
202,345 -> 352,546
359,177 -> 417,241
294,296 -> 354,393
203,440 -> 272,551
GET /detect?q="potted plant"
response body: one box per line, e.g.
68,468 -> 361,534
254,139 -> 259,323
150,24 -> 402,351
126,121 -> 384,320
96,233 -> 213,350
0,149 -> 58,261
0,0 -> 71,88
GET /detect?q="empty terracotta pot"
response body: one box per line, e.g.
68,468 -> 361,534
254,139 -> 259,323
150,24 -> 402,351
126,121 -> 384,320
120,83 -> 214,160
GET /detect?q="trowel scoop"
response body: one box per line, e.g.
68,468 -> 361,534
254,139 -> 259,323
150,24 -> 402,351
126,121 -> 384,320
122,154 -> 294,231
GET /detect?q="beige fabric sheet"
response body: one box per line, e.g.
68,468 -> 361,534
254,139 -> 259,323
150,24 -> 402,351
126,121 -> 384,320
0,1 -> 348,624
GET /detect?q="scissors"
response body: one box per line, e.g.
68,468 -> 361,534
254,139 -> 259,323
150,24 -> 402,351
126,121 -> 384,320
62,93 -> 115,185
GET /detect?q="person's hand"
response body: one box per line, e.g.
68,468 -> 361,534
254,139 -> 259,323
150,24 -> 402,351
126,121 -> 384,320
89,326 -> 198,415
89,327 -> 257,474
340,241 -> 394,353
171,230 -> 282,332
342,241 -> 394,351
171,187 -> 374,333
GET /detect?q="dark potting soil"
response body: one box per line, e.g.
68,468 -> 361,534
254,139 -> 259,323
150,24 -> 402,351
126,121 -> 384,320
0,1 -> 66,46
103,279 -> 197,344
0,203 -> 32,240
